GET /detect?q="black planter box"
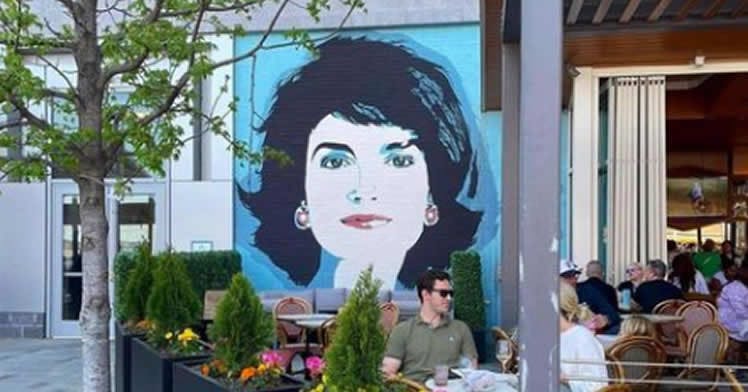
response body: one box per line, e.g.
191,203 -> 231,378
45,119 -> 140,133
131,336 -> 210,392
115,321 -> 145,392
173,359 -> 305,392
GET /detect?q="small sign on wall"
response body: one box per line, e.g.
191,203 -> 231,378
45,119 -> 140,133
191,240 -> 213,252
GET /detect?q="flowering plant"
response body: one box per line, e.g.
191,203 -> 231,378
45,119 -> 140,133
158,327 -> 204,356
200,350 -> 286,390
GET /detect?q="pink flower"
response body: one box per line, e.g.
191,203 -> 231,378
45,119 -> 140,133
261,350 -> 283,368
305,356 -> 326,377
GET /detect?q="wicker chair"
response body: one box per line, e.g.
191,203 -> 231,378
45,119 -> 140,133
317,317 -> 337,353
723,368 -> 745,392
674,323 -> 729,390
596,385 -> 633,392
386,376 -> 430,391
606,336 -> 667,392
653,299 -> 687,357
272,296 -> 314,347
675,301 -> 718,357
380,302 -> 400,336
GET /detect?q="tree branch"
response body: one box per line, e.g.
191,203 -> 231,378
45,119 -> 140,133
0,118 -> 28,132
34,55 -> 81,103
160,0 -> 264,18
55,0 -> 76,13
99,0 -> 166,86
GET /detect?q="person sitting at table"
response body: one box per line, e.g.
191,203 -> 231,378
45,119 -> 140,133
618,315 -> 657,339
382,270 -> 478,383
617,262 -> 644,297
578,260 -> 618,312
693,239 -> 722,281
718,261 -> 748,364
669,253 -> 710,295
560,259 -> 621,334
632,259 -> 684,313
560,281 -> 609,392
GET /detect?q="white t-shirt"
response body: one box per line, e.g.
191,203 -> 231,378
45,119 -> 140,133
672,271 -> 710,294
560,325 -> 608,392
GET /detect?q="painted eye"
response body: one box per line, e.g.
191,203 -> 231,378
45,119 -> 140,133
320,154 -> 353,169
386,154 -> 415,168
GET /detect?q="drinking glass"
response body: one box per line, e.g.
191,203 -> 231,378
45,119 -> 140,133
495,340 -> 512,373
433,364 -> 449,386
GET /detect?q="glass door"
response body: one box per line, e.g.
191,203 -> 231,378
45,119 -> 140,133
50,181 -> 165,338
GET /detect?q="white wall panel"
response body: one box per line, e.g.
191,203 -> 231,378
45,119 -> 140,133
170,181 -> 233,251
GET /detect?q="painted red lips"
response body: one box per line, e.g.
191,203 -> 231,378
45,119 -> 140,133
340,214 -> 392,229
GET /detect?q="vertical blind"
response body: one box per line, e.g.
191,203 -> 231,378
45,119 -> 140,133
607,76 -> 667,283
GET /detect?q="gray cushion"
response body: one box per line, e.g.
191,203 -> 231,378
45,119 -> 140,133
314,288 -> 347,313
377,290 -> 392,303
391,290 -> 419,302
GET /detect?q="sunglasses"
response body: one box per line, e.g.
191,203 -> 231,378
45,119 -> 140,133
626,268 -> 641,274
430,289 -> 454,298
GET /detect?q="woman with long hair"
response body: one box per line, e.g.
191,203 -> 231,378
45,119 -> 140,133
559,282 -> 608,392
669,253 -> 709,295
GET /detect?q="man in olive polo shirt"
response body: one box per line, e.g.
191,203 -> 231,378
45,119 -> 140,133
382,270 -> 478,383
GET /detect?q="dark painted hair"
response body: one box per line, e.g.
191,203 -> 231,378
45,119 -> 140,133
237,36 -> 483,287
416,270 -> 452,302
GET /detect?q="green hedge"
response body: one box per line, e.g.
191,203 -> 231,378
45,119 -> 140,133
450,250 -> 486,331
113,249 -> 242,318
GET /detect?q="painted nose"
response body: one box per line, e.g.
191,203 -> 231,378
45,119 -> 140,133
346,187 -> 377,204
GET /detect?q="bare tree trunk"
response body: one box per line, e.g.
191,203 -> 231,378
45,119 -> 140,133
78,177 -> 111,392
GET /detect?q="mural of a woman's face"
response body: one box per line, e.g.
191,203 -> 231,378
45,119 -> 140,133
305,114 -> 430,261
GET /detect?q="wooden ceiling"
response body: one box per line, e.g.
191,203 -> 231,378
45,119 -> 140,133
485,0 -> 748,110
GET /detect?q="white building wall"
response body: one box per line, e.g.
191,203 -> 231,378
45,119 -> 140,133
169,181 -> 233,251
0,183 -> 47,312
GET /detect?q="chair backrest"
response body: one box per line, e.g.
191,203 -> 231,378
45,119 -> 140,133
606,336 -> 667,392
677,301 -> 718,340
604,353 -> 625,385
595,385 -> 632,392
723,368 -> 745,392
203,290 -> 227,320
653,299 -> 686,346
685,323 -> 728,381
318,317 -> 337,352
379,302 -> 400,336
684,292 -> 717,306
272,296 -> 313,345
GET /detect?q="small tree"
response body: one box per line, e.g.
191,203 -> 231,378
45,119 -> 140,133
120,242 -> 155,327
208,273 -> 274,374
450,250 -> 486,330
324,266 -> 387,390
146,251 -> 201,347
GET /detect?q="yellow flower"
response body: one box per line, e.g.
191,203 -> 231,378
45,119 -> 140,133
322,374 -> 329,385
178,328 -> 198,342
257,364 -> 267,374
313,384 -> 325,392
165,332 -> 173,340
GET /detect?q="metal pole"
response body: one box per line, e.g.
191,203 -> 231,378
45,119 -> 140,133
518,0 -> 562,390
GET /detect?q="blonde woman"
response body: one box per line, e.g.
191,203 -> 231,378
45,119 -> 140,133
618,316 -> 657,339
560,281 -> 609,392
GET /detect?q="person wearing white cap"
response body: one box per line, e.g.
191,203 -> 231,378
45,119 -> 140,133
559,259 -> 621,335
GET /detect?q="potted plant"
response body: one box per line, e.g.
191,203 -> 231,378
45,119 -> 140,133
172,273 -> 303,392
306,267 -> 406,392
115,242 -> 155,392
131,251 -> 209,392
450,250 -> 488,362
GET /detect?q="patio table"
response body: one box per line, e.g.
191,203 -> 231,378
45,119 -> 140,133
621,314 -> 684,324
425,372 -> 518,392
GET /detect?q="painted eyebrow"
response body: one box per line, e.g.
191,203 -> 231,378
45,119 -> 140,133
382,139 -> 417,152
311,142 -> 355,160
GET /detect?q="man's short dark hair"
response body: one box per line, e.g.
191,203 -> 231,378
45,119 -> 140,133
416,270 -> 451,302
646,259 -> 667,279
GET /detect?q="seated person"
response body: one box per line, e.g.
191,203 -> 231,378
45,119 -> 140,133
669,253 -> 710,295
560,259 -> 621,334
718,262 -> 748,363
559,281 -> 608,392
632,259 -> 684,313
382,270 -> 478,383
618,315 -> 656,339
578,260 -> 618,311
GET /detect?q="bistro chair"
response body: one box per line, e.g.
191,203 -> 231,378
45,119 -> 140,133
379,302 -> 400,336
723,368 -> 745,392
662,323 -> 729,391
653,299 -> 687,357
596,385 -> 632,392
606,336 -> 667,392
317,317 -> 337,353
272,296 -> 313,347
675,301 -> 718,356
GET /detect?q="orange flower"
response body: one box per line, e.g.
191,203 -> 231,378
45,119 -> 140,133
200,364 -> 210,376
240,367 -> 256,382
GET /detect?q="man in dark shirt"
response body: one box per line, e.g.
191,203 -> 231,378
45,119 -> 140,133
560,259 -> 621,334
578,260 -> 619,311
633,259 -> 684,313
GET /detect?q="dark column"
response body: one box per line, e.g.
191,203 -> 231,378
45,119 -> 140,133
500,41 -> 520,330
518,0 -> 562,391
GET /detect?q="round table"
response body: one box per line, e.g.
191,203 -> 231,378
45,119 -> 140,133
425,373 -> 518,392
621,314 -> 684,323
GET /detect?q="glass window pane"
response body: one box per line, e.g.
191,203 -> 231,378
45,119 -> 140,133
62,195 -> 82,321
117,194 -> 155,252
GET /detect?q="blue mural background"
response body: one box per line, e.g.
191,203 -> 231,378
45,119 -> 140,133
233,24 -> 501,326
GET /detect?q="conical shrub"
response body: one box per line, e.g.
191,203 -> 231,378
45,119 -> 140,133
146,251 -> 201,342
121,242 -> 155,324
208,273 -> 274,373
324,266 -> 387,390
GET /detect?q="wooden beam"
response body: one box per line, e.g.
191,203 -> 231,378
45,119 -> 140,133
567,0 -> 584,24
648,0 -> 672,22
592,0 -> 613,24
703,0 -> 727,18
731,0 -> 748,17
620,0 -> 642,23
675,0 -> 700,21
